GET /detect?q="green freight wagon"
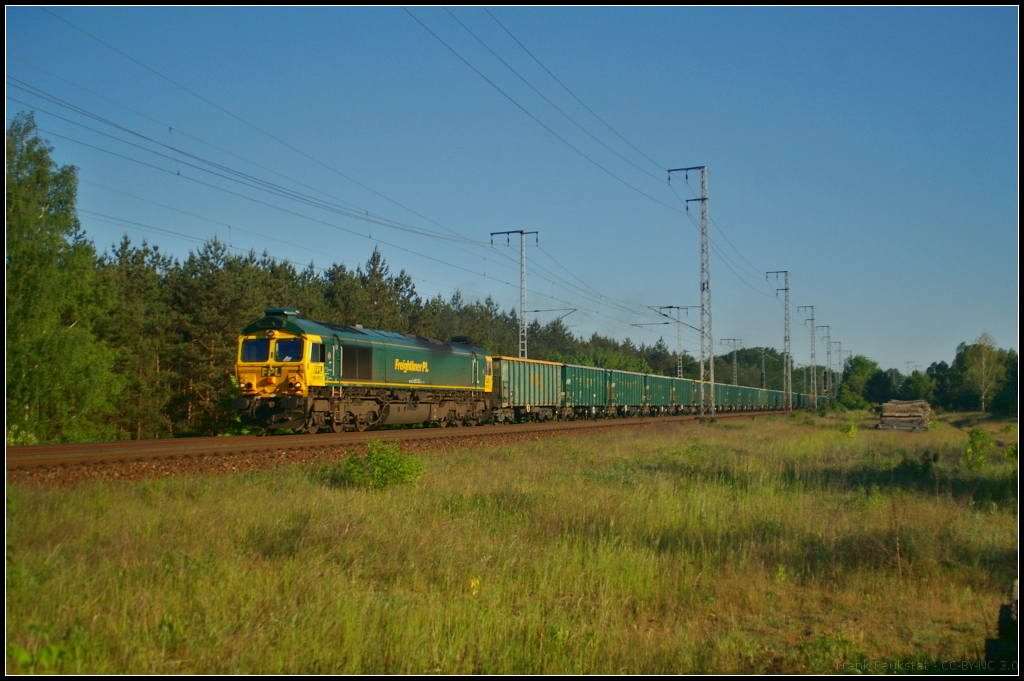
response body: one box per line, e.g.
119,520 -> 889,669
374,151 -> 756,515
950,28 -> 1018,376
562,364 -> 608,418
714,383 -> 730,411
607,369 -> 645,415
673,377 -> 696,412
491,356 -> 563,423
645,374 -> 675,414
645,375 -> 697,415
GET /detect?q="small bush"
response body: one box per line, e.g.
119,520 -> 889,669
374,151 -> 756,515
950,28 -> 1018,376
840,422 -> 858,439
312,440 -> 424,491
965,428 -> 995,471
816,401 -> 847,416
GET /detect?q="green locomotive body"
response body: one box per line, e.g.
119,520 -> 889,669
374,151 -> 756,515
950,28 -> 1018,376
234,309 -> 492,432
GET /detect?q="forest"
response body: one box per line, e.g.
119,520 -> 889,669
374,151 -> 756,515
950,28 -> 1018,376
6,112 -> 1017,443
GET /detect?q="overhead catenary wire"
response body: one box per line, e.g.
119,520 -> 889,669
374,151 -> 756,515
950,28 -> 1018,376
402,7 -> 687,215
6,67 -> 546,287
20,111 -> 678,347
7,81 -> 485,246
444,7 -> 665,183
17,10 -> 796,352
38,8 -> 496,249
9,63 -> 657,323
8,76 -> 693,339
483,7 -> 666,173
22,11 -> 763,339
19,121 -> 680,347
475,9 -> 783,301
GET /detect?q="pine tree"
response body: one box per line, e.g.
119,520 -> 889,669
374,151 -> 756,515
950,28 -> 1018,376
96,237 -> 176,438
165,240 -> 265,435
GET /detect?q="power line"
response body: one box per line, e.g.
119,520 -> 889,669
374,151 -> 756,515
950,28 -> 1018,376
7,81 -> 486,246
10,55 -> 546,283
81,207 -> 515,308
26,115 -> 680,346
445,7 -> 664,183
18,10 -> 787,351
669,178 -> 775,298
483,7 -> 665,172
679,175 -> 773,285
9,63 -> 664,332
403,7 -> 686,215
36,8 -> 508,251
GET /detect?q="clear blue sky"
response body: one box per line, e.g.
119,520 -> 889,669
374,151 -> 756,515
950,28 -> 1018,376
6,7 -> 1018,372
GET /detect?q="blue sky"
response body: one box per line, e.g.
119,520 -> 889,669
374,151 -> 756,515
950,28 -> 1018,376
6,7 -> 1018,372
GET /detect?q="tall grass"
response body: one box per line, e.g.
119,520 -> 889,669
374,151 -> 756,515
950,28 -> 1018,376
6,414 -> 1017,673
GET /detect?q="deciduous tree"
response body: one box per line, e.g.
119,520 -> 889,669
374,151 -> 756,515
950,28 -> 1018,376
6,113 -> 120,443
961,333 -> 1006,412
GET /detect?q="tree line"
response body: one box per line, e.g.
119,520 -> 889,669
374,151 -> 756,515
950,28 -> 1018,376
4,114 -> 684,442
836,336 -> 1017,414
7,113 -> 1016,443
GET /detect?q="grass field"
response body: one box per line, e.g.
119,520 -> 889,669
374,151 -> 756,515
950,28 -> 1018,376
6,411 -> 1018,673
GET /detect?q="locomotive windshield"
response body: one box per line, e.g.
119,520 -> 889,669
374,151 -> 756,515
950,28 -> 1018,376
240,338 -> 270,362
274,338 -> 303,362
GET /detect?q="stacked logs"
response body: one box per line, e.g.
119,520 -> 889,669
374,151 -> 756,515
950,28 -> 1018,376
877,399 -> 932,430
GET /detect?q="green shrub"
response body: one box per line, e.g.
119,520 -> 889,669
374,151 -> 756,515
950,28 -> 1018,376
840,422 -> 858,439
312,440 -> 424,490
816,401 -> 847,416
965,427 -> 995,471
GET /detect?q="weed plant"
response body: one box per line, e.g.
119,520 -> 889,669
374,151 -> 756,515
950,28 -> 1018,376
311,440 -> 424,491
6,417 -> 1017,673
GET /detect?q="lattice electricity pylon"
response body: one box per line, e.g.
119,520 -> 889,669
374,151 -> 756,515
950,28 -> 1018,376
669,165 -> 713,420
490,230 -> 538,358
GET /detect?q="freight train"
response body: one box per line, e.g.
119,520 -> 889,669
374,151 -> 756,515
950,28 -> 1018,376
233,308 -> 820,433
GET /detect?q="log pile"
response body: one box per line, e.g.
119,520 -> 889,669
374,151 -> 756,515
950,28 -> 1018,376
877,399 -> 932,430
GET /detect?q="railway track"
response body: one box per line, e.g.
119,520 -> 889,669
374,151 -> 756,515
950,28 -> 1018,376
6,411 -> 778,473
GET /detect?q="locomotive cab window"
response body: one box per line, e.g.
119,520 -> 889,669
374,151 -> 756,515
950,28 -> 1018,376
310,342 -> 325,363
274,338 -> 303,362
241,338 -> 270,362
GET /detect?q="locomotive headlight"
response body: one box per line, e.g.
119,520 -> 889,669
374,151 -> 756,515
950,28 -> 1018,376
244,382 -> 254,390
292,381 -> 302,390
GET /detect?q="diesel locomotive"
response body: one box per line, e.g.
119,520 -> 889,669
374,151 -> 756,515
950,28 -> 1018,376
233,308 -> 820,433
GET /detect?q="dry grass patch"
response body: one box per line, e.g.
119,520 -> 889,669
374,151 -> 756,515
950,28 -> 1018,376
6,416 -> 1017,673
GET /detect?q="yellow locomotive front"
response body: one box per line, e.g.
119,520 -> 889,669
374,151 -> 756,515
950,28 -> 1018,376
236,330 -> 326,398
234,314 -> 327,430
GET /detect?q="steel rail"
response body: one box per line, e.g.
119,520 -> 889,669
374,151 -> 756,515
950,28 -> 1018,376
6,411 -> 775,471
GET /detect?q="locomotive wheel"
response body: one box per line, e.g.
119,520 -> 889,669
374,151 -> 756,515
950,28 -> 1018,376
305,422 -> 320,435
329,418 -> 344,434
436,418 -> 448,428
353,412 -> 377,432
